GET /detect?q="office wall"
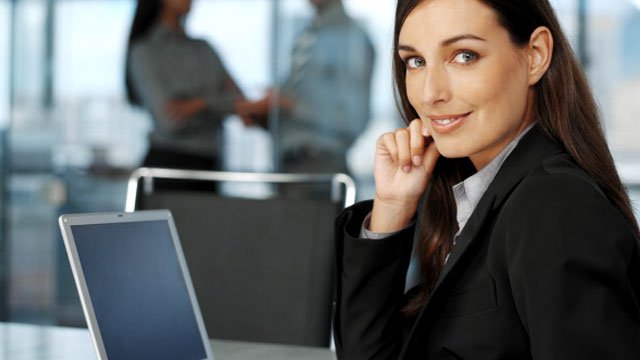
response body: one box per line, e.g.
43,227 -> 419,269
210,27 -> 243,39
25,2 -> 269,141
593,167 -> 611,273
0,1 -> 9,129
0,0 -> 10,320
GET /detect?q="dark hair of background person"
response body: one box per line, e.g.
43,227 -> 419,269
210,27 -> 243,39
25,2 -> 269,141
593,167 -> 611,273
392,0 -> 640,316
125,0 -> 162,106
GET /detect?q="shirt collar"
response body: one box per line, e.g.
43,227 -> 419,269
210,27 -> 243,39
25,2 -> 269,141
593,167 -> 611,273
149,23 -> 187,40
313,1 -> 347,27
453,123 -> 536,225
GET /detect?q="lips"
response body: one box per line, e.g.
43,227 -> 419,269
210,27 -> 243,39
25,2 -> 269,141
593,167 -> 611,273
428,112 -> 471,134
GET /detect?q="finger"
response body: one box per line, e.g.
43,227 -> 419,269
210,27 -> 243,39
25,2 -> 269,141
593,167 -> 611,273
378,132 -> 399,163
422,141 -> 441,175
395,128 -> 412,173
421,120 -> 431,137
408,119 -> 425,166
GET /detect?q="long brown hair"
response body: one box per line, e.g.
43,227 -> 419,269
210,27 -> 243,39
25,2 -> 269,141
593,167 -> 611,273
392,0 -> 640,316
125,0 -> 163,106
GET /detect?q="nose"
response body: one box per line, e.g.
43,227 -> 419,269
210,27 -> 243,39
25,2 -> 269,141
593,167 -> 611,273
421,64 -> 450,106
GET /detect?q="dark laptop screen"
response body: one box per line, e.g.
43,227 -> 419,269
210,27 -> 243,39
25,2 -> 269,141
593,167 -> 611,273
71,220 -> 207,360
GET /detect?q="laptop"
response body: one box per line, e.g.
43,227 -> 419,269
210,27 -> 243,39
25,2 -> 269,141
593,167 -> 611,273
58,210 -> 214,360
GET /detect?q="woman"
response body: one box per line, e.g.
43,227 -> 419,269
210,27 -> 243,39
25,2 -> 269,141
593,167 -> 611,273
125,0 -> 247,171
334,0 -> 640,359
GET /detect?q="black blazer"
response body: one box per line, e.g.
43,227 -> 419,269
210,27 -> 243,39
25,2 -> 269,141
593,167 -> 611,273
335,125 -> 640,360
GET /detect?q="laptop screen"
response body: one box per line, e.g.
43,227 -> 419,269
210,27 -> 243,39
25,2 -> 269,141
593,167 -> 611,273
71,219 -> 208,360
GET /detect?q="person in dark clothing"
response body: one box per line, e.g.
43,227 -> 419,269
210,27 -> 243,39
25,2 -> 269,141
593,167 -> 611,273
125,0 -> 249,172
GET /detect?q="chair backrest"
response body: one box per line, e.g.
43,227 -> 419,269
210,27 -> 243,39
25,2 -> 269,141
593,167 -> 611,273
125,168 -> 355,347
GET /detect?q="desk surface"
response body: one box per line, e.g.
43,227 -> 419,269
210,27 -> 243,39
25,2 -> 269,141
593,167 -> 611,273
0,322 -> 336,360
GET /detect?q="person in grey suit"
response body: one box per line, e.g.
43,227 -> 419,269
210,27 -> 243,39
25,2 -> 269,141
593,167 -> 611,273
237,0 -> 375,177
335,0 -> 640,359
125,0 -> 249,172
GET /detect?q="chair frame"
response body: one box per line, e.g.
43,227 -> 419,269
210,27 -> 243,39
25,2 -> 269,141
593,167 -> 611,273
124,167 -> 356,347
125,167 -> 356,212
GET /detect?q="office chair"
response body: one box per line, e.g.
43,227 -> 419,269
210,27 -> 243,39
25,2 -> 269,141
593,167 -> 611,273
125,167 -> 355,347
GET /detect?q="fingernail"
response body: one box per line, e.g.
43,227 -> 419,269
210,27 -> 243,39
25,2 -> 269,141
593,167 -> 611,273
422,125 -> 430,136
403,165 -> 412,173
412,155 -> 422,166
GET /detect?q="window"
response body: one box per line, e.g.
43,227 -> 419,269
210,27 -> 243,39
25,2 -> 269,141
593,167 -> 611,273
0,0 -> 10,320
0,0 -> 9,128
584,0 -> 640,218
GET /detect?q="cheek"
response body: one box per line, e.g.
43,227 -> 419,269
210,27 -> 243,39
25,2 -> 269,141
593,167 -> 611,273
405,77 -> 420,109
469,62 -> 530,119
166,0 -> 189,12
405,75 -> 427,117
492,74 -> 530,121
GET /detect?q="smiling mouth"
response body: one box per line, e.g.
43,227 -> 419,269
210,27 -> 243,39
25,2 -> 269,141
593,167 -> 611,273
428,112 -> 472,133
433,118 -> 457,125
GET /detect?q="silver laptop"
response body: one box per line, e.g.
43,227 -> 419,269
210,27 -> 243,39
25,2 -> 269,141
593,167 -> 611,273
59,210 -> 214,360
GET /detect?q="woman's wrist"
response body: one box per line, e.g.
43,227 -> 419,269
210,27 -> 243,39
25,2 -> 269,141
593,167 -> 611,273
370,196 -> 418,233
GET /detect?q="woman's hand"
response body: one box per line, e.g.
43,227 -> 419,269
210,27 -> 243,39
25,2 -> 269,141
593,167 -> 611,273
370,119 -> 440,232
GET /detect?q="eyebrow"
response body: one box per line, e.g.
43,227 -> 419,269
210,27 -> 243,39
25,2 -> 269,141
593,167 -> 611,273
442,34 -> 486,47
398,34 -> 487,52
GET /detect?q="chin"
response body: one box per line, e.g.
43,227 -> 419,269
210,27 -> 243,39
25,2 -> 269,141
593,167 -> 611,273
432,141 -> 470,160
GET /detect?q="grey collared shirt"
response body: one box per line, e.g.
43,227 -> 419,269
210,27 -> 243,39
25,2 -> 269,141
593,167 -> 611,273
452,123 -> 535,240
361,123 -> 535,240
128,24 -> 244,157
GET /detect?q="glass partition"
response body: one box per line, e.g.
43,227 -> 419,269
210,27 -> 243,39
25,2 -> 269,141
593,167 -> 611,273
584,0 -> 640,219
0,1 -> 9,127
0,0 -> 11,320
6,0 -> 276,325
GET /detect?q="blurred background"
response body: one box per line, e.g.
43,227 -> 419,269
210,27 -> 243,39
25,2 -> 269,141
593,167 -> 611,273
0,0 -> 639,327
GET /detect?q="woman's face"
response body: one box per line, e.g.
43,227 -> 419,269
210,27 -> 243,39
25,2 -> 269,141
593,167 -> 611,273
309,0 -> 336,11
163,0 -> 192,17
399,0 -> 534,169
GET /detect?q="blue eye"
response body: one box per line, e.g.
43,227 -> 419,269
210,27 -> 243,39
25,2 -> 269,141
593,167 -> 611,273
453,51 -> 478,64
405,56 -> 425,69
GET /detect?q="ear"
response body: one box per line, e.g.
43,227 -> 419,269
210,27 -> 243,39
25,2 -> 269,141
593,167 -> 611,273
527,26 -> 553,85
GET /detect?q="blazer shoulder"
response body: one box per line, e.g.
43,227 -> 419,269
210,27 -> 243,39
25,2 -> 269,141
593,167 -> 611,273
500,152 -> 635,257
541,153 -> 606,197
507,153 -> 607,210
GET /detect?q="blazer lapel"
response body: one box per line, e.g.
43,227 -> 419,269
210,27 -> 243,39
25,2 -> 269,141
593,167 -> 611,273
399,124 -> 564,359
431,192 -> 496,292
432,125 -> 562,296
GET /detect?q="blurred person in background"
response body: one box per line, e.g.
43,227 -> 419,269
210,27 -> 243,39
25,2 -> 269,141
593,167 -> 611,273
237,0 -> 375,181
125,0 -> 249,173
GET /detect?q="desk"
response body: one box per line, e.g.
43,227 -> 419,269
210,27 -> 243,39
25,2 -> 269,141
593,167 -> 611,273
0,323 -> 337,360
